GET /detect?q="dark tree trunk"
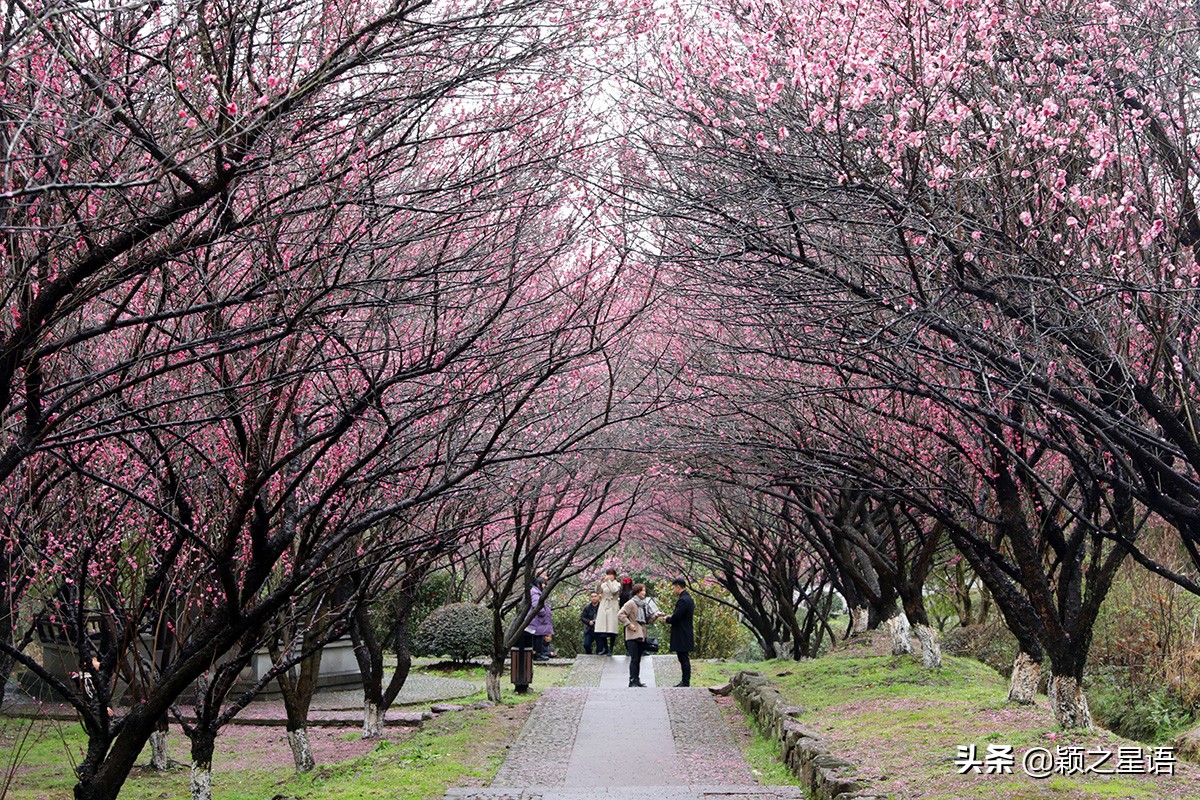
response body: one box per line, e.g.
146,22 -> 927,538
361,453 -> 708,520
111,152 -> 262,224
351,588 -> 416,736
276,648 -> 323,772
189,728 -> 216,800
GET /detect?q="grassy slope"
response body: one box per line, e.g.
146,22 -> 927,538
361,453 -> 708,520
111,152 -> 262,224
692,642 -> 1200,800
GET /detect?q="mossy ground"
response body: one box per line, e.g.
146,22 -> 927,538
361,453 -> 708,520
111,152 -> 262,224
693,639 -> 1200,800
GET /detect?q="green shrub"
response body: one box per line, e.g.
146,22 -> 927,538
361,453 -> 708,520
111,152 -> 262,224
412,571 -> 463,628
694,588 -> 749,658
550,599 -> 586,657
412,602 -> 492,663
1088,666 -> 1196,744
658,583 -> 747,659
1086,553 -> 1200,742
371,570 -> 463,645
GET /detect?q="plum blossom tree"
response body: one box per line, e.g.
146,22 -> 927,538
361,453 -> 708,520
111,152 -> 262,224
0,3 -> 668,799
625,0 -> 1200,727
347,503 -> 470,739
470,464 -> 645,701
639,0 -> 1200,582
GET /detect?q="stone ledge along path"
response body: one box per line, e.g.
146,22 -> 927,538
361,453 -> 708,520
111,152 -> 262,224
444,654 -> 806,800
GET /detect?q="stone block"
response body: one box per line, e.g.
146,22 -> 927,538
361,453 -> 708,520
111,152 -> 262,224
819,771 -> 862,799
1175,725 -> 1200,764
733,670 -> 768,690
782,720 -> 822,743
431,703 -> 465,713
813,754 -> 854,770
391,711 -> 428,726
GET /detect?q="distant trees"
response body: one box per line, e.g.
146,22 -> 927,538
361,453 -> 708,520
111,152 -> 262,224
654,482 -> 834,660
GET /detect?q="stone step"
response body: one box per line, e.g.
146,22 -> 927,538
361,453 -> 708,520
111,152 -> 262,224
443,787 -> 809,800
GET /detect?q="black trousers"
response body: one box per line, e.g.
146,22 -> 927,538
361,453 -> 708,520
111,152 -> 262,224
676,650 -> 691,686
626,638 -> 644,683
582,628 -> 596,654
596,632 -> 615,654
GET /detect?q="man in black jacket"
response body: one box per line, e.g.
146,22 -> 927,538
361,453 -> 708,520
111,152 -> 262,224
580,592 -> 600,654
665,578 -> 695,687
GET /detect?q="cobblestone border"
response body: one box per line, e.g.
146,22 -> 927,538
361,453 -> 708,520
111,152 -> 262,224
653,654 -> 682,687
663,687 -> 756,785
563,655 -> 606,687
730,671 -> 879,800
490,688 -> 590,787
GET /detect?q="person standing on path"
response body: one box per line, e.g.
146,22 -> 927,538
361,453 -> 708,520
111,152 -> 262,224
664,578 -> 695,687
580,592 -> 600,654
528,576 -> 555,661
618,583 -> 651,687
595,569 -> 621,655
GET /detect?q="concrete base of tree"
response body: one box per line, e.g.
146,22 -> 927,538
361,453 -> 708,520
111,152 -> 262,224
913,624 -> 942,669
1007,652 -> 1041,705
1048,674 -> 1092,730
288,728 -> 315,772
361,701 -> 384,739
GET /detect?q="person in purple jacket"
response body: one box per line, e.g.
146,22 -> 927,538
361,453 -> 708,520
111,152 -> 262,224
528,575 -> 556,661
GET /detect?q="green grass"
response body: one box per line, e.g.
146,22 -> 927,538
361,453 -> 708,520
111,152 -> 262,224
287,712 -> 511,800
742,732 -> 804,787
0,676 -> 556,800
1,659 -> 566,800
1,708 -> 517,800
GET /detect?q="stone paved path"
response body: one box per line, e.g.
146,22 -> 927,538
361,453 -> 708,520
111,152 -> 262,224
445,655 -> 806,800
2,673 -> 479,728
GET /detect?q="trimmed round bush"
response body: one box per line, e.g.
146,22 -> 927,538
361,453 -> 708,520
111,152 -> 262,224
412,602 -> 492,663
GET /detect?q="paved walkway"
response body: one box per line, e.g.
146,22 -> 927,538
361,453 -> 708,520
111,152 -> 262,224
1,673 -> 480,728
444,655 -> 806,800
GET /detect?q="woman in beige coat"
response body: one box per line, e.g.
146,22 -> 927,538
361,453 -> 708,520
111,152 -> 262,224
595,568 -> 621,656
618,583 -> 655,687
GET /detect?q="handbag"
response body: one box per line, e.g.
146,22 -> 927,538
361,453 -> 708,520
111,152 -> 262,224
640,598 -> 660,651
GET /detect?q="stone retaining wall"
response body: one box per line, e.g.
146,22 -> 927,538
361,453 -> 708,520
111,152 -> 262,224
730,670 -> 879,800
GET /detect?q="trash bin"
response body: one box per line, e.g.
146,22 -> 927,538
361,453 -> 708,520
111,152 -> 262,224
511,639 -> 534,693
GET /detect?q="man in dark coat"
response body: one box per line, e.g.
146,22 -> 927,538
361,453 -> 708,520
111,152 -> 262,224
665,578 -> 695,687
580,592 -> 600,654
